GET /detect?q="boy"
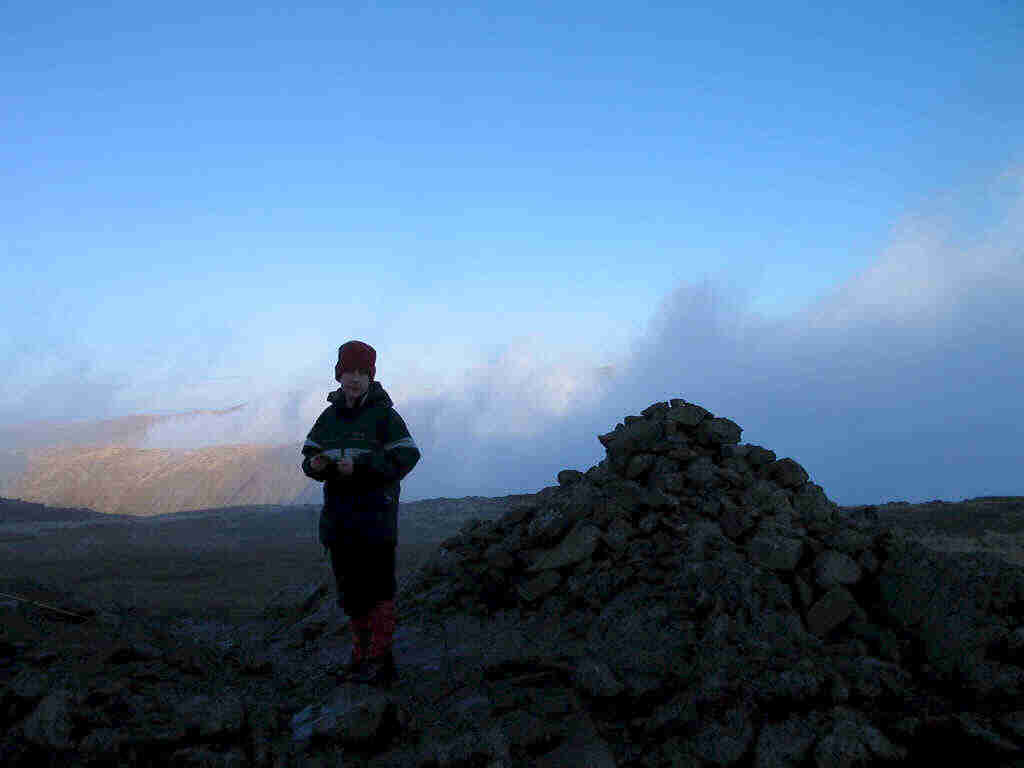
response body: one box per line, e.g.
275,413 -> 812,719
301,340 -> 420,686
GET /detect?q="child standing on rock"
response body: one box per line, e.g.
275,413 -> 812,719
301,340 -> 420,686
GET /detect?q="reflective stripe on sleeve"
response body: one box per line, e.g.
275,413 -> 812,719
383,437 -> 418,451
304,439 -> 323,450
322,448 -> 372,460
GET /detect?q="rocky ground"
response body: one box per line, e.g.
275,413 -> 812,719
2,398 -> 1023,767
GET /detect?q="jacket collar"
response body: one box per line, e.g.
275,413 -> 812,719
327,380 -> 393,410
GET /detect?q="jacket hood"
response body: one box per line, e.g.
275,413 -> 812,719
327,380 -> 393,409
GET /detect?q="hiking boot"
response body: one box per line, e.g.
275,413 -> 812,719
347,650 -> 397,687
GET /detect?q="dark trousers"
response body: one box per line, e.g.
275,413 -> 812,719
328,538 -> 397,619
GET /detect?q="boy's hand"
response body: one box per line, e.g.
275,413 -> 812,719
337,457 -> 354,476
310,454 -> 330,472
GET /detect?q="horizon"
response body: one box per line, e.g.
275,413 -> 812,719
2,1 -> 1022,507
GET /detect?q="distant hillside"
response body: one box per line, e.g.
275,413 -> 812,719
9,441 -> 308,517
0,404 -> 325,517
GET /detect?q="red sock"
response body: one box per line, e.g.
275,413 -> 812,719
351,613 -> 373,662
368,600 -> 396,659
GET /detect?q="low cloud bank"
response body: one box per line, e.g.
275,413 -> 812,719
23,172 -> 1021,508
398,173 -> 1023,505
613,175 -> 1024,505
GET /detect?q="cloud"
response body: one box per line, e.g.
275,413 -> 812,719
10,172 -> 1021,509
393,339 -> 619,500
611,172 -> 1024,505
399,170 -> 1024,505
0,350 -> 131,427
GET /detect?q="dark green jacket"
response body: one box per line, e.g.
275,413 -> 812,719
301,381 -> 420,547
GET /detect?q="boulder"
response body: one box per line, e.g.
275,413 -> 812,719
527,522 -> 602,572
22,689 -> 75,750
557,469 -> 584,486
813,708 -> 906,766
814,550 -> 863,590
807,587 -> 860,636
754,713 -> 821,768
768,458 -> 810,489
748,533 -> 804,572
695,417 -> 743,446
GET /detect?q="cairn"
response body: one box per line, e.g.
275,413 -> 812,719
399,398 -> 1024,767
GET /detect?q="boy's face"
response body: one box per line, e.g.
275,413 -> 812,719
339,369 -> 370,399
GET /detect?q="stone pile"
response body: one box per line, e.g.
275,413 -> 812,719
396,397 -> 1024,767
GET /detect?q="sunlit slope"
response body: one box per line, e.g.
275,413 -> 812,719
7,405 -> 311,514
10,440 -> 307,517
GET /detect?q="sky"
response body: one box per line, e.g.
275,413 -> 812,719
2,1 -> 1022,506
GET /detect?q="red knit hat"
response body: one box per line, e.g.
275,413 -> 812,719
335,340 -> 376,382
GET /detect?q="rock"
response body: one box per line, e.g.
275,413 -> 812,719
7,666 -> 53,705
813,708 -> 905,767
424,727 -> 511,767
527,522 -> 602,572
754,713 -> 820,768
603,418 -> 663,465
22,689 -> 75,749
691,705 -> 756,766
626,453 -> 657,481
642,401 -> 671,418
753,661 -> 826,705
838,656 -> 914,704
601,517 -> 636,551
557,469 -> 583,486
532,710 -> 617,768
814,550 -> 863,589
645,690 -> 698,735
807,587 -> 860,636
745,445 -> 776,466
497,708 -> 565,754
768,458 -> 809,489
79,728 -> 123,756
572,657 -> 626,698
685,456 -> 716,492
106,642 -> 163,664
177,693 -> 246,738
517,571 -> 562,602
666,403 -> 711,427
719,502 -> 755,540
524,507 -> 575,548
334,694 -> 397,748
748,533 -> 804,571
653,469 -> 685,494
846,620 -> 902,663
759,488 -> 795,518
792,483 -> 836,529
695,417 -> 743,446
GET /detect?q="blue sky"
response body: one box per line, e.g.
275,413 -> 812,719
2,1 -> 1022,506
